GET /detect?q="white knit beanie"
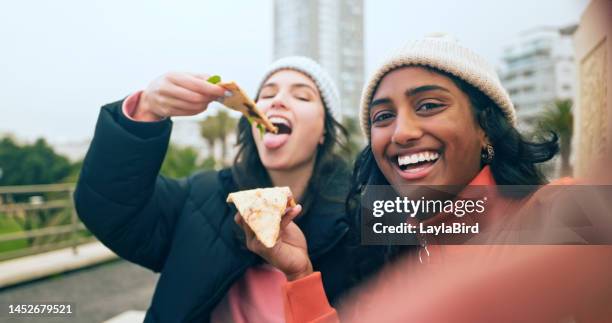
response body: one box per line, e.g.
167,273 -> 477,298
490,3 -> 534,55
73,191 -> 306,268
255,56 -> 342,122
360,34 -> 516,139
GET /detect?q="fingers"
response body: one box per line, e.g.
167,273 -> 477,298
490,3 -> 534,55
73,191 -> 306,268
281,204 -> 302,229
159,82 -> 210,104
168,73 -> 226,98
234,213 -> 257,245
159,95 -> 204,111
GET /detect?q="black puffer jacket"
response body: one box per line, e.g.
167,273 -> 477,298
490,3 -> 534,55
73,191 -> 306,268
74,101 -> 352,322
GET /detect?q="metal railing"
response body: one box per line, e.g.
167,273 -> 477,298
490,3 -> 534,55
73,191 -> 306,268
0,183 -> 94,261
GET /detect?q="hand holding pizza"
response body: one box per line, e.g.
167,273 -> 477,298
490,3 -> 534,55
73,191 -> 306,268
133,72 -> 228,121
234,204 -> 314,281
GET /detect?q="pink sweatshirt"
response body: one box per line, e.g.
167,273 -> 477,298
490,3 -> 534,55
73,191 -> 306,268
122,93 -> 286,322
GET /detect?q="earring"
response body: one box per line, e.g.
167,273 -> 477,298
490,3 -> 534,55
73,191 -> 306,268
481,144 -> 495,164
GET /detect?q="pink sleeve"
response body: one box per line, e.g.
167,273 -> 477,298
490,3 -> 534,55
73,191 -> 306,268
121,91 -> 144,121
283,272 -> 339,323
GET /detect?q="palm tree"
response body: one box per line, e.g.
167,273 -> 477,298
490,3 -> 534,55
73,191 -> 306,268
537,99 -> 573,176
200,116 -> 219,159
199,111 -> 238,166
215,110 -> 238,163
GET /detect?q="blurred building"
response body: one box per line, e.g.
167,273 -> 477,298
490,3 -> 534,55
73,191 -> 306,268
500,26 -> 577,131
273,0 -> 364,117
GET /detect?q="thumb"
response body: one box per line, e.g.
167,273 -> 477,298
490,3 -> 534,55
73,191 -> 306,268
281,204 -> 302,229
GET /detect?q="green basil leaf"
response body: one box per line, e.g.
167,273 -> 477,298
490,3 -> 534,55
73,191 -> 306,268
257,123 -> 265,137
207,75 -> 221,84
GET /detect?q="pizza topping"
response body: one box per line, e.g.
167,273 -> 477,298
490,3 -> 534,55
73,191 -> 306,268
207,75 -> 222,84
206,76 -> 278,134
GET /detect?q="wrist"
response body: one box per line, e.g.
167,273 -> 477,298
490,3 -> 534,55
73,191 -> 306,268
286,261 -> 313,281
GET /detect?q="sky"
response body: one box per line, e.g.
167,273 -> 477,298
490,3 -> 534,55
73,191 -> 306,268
0,0 -> 589,143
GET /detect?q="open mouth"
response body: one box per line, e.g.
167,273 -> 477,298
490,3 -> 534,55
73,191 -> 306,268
395,150 -> 440,176
263,115 -> 293,150
267,116 -> 293,135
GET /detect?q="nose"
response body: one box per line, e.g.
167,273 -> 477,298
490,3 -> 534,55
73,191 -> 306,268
391,109 -> 423,145
267,92 -> 290,112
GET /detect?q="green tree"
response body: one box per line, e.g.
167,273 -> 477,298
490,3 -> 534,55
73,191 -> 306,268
536,99 -> 573,176
0,136 -> 81,251
200,116 -> 219,157
0,137 -> 72,186
215,110 -> 238,162
199,111 -> 238,166
62,159 -> 83,183
160,145 -> 202,178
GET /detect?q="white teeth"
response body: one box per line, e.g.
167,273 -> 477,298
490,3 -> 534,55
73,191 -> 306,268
398,151 -> 440,166
268,116 -> 290,127
410,155 -> 418,164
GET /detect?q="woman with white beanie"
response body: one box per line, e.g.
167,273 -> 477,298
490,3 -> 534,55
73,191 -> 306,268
74,56 -> 354,322
244,36 -> 611,322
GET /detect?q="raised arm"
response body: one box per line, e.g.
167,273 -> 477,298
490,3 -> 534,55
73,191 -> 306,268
75,72 -> 226,271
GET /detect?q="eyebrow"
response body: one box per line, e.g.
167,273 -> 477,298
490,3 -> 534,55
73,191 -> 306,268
406,85 -> 450,97
369,85 -> 450,109
369,98 -> 392,109
261,83 -> 278,90
291,83 -> 317,93
260,82 -> 317,93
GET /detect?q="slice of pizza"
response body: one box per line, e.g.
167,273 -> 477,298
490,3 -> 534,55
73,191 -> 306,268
217,81 -> 278,134
227,187 -> 296,248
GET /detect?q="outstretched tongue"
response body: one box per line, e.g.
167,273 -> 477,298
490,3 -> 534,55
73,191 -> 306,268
263,133 -> 289,149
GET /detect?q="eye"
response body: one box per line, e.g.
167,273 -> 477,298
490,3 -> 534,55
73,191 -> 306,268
258,89 -> 276,99
259,92 -> 275,99
416,102 -> 445,114
371,111 -> 395,124
293,91 -> 312,102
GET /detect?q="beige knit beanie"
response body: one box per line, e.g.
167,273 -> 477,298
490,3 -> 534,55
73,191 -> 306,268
256,56 -> 342,122
359,34 -> 516,139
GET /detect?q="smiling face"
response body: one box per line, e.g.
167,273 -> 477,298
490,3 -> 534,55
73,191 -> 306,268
369,66 -> 486,189
254,69 -> 326,171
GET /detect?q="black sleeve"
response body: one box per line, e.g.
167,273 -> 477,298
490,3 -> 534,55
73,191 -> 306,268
74,99 -> 189,272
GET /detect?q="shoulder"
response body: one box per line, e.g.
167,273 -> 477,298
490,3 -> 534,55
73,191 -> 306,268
518,176 -> 605,244
318,156 -> 352,194
188,169 -> 221,185
547,176 -> 578,185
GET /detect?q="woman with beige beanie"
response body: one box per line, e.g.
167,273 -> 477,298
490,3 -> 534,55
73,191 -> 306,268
240,35 -> 612,322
